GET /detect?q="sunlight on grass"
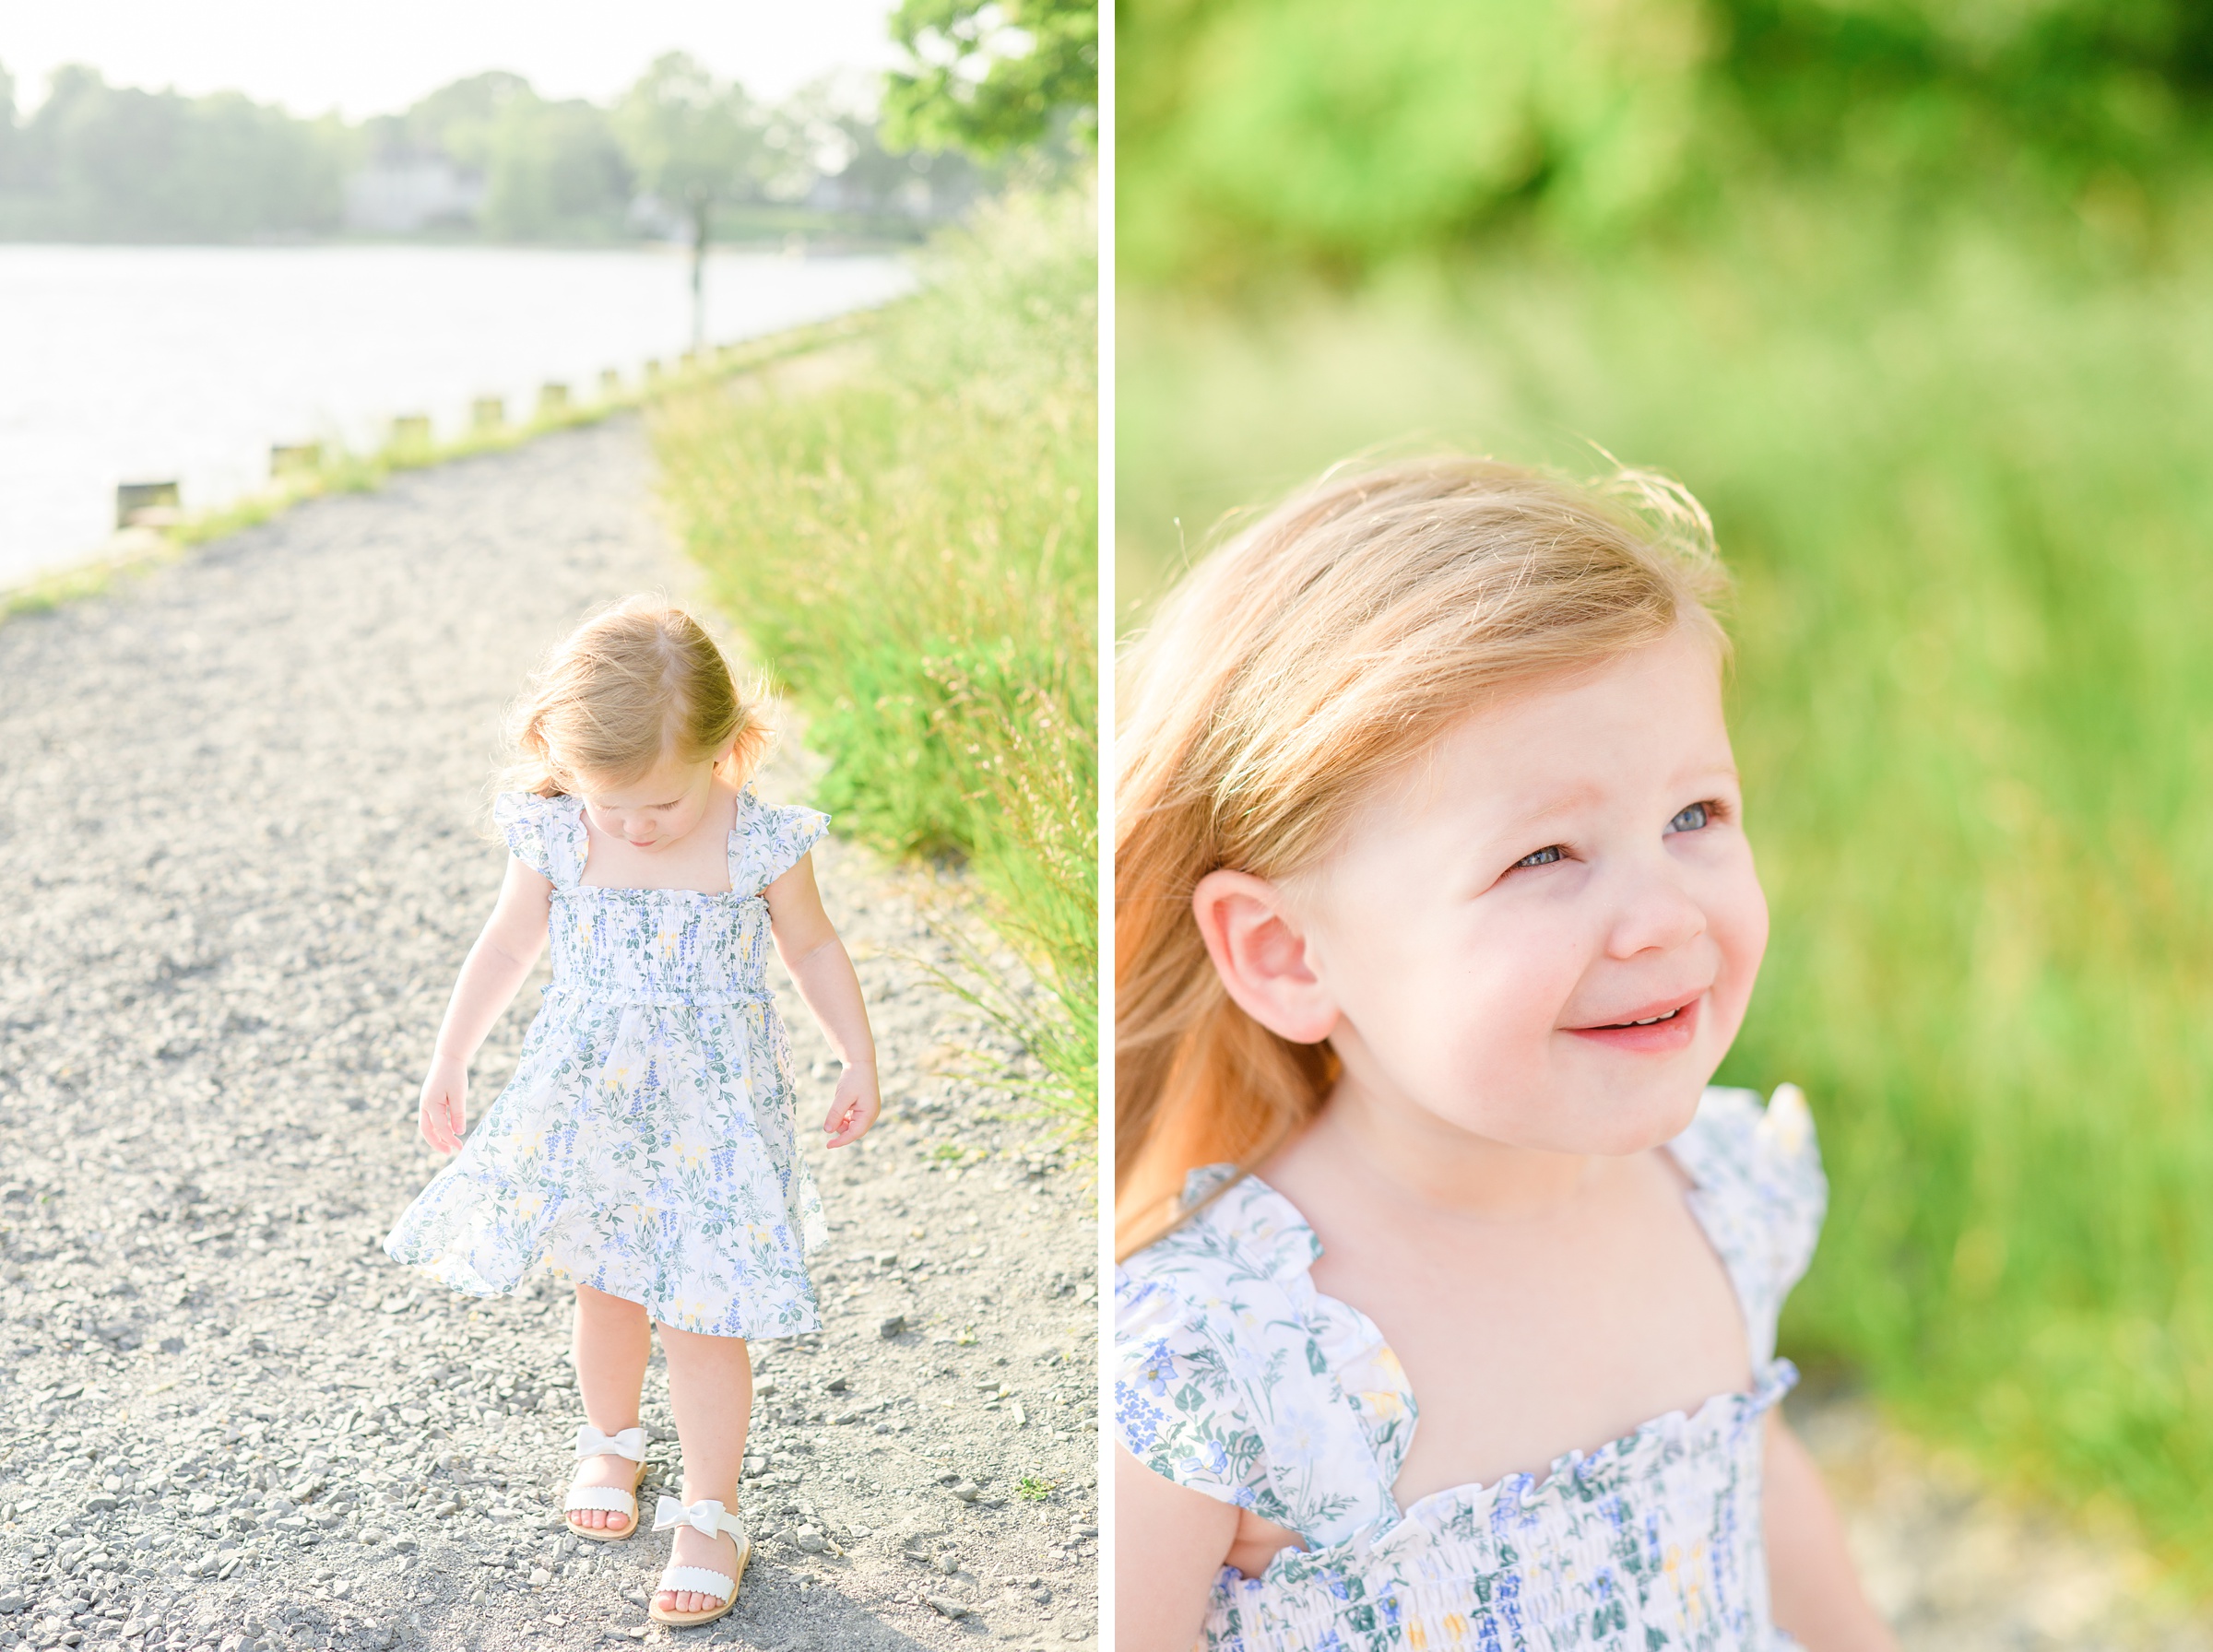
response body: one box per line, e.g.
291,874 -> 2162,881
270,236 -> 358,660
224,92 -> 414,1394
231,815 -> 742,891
655,183 -> 1098,1126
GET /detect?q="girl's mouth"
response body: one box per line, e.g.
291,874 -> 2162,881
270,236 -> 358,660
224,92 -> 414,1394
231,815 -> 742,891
1564,992 -> 1703,1053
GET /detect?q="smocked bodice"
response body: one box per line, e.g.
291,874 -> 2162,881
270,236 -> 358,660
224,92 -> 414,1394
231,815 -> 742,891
492,785 -> 829,1010
544,884 -> 776,1008
1115,1087 -> 1828,1652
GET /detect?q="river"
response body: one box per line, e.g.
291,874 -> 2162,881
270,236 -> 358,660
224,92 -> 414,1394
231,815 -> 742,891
0,243 -> 916,588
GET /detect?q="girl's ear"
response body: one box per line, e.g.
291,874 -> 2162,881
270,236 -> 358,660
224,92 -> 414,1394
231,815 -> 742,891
1191,869 -> 1339,1045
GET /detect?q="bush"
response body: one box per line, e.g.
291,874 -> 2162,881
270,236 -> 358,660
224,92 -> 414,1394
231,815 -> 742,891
654,181 -> 1097,1120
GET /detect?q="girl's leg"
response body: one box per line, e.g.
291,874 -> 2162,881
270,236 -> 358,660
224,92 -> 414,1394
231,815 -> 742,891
570,1284 -> 651,1532
654,1323 -> 753,1614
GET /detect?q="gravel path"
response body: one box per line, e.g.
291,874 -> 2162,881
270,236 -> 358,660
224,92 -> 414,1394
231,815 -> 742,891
0,419 -> 1100,1652
1791,1389 -> 2213,1648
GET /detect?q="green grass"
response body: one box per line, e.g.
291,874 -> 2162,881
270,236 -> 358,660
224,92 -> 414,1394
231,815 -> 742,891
1120,206 -> 2213,1580
652,182 -> 1098,1126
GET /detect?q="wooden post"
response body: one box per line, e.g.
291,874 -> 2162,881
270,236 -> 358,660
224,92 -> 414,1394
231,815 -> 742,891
643,359 -> 662,384
115,481 -> 180,529
538,383 -> 570,418
270,442 -> 322,478
390,414 -> 432,449
599,369 -> 621,400
471,397 -> 505,431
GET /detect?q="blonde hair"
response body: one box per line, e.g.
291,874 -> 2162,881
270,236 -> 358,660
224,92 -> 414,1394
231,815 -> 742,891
1115,456 -> 1730,1256
503,596 -> 771,797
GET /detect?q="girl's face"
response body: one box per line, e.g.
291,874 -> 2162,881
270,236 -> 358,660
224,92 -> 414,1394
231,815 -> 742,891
1237,627 -> 1768,1158
576,750 -> 722,852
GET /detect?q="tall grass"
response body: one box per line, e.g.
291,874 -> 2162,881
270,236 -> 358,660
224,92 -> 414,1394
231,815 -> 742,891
1119,207 -> 2213,1575
654,183 -> 1098,1123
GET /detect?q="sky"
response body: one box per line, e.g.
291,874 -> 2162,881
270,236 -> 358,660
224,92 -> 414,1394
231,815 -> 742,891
0,0 -> 905,119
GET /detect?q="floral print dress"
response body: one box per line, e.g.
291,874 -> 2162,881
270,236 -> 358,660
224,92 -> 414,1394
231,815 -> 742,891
385,785 -> 832,1338
1115,1086 -> 1828,1652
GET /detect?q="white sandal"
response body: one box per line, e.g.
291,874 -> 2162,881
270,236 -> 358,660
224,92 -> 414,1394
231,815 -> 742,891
647,1495 -> 751,1626
562,1423 -> 648,1541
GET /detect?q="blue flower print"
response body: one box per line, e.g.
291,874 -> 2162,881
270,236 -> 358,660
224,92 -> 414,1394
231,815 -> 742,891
1116,1086 -> 1828,1652
1118,1386 -> 1167,1455
1137,1338 -> 1178,1397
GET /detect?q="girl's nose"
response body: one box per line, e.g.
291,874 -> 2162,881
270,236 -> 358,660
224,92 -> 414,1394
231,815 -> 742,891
1604,864 -> 1708,959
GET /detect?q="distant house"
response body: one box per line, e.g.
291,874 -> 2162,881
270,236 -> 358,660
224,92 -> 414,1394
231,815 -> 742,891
804,162 -> 979,223
343,156 -> 486,234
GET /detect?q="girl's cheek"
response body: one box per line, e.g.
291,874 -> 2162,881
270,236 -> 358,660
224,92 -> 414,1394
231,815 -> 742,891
1699,854 -> 1769,1042
1718,851 -> 1769,979
1431,933 -> 1555,1070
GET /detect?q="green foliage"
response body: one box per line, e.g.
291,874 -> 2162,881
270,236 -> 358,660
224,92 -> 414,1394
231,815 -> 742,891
1118,0 -> 1709,278
361,71 -> 532,172
613,53 -> 766,222
1118,207 -> 2213,1572
652,183 -> 1098,1121
0,53 -> 980,246
482,98 -> 634,242
1118,0 -> 2213,285
0,65 -> 345,240
884,0 -> 1098,159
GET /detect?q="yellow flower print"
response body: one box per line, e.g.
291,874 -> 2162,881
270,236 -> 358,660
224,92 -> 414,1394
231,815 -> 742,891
1666,1538 -> 1712,1625
1358,1386 -> 1406,1422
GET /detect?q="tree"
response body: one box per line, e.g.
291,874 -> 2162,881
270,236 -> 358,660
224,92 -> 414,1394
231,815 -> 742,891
0,63 -> 17,185
613,53 -> 765,350
483,97 -> 633,241
0,65 -> 343,240
882,0 -> 1097,159
389,71 -> 532,170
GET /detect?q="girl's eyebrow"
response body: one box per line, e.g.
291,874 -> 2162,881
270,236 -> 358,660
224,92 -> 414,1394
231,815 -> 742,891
1479,758 -> 1739,836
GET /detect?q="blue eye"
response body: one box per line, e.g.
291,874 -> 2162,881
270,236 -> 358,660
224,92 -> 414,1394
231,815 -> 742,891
1668,803 -> 1711,833
1514,845 -> 1563,868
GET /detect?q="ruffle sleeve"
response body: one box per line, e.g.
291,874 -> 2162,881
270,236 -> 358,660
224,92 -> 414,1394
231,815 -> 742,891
1673,1084 -> 1828,1369
492,790 -> 585,888
728,784 -> 830,896
1113,1266 -> 1275,1518
1116,1170 -> 1402,1546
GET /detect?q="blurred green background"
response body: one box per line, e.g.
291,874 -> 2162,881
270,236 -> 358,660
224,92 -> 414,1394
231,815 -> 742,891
1118,0 -> 2213,1584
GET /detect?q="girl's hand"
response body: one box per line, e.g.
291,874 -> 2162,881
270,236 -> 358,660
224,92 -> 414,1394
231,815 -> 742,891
822,1062 -> 881,1149
419,1055 -> 468,1154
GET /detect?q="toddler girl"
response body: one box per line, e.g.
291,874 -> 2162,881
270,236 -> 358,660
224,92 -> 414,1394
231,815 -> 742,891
1114,462 -> 1892,1650
385,597 -> 879,1628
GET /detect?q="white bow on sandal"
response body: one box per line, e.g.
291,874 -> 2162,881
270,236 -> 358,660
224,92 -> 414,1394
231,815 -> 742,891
562,1423 -> 648,1541
648,1494 -> 751,1626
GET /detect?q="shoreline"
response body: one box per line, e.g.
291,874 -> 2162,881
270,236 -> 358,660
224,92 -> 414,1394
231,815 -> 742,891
0,302 -> 895,627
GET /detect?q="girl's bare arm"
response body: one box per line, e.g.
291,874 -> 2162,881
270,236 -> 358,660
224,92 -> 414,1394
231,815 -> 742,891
1766,1410 -> 1897,1650
763,853 -> 880,1147
1116,1444 -> 1240,1652
418,856 -> 551,1152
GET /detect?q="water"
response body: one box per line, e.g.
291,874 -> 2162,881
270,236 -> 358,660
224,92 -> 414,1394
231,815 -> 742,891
0,244 -> 917,587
